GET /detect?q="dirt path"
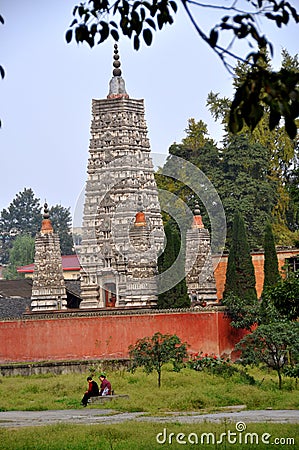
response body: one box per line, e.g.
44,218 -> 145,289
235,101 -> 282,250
0,409 -> 298,428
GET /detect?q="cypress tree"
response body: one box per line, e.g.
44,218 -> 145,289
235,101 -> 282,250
157,222 -> 190,309
262,222 -> 280,292
223,210 -> 257,303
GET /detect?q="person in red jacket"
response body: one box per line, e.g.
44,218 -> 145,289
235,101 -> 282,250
99,373 -> 112,396
81,376 -> 99,406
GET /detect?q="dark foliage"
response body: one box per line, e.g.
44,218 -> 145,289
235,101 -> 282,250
0,189 -> 42,264
49,205 -> 75,255
262,271 -> 299,321
188,352 -> 255,384
236,320 -> 299,389
262,222 -> 280,293
223,210 -> 257,303
157,222 -> 190,309
0,190 -> 74,264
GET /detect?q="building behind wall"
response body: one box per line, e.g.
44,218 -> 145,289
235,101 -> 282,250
18,247 -> 299,302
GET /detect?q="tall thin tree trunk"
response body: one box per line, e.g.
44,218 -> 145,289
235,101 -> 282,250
278,370 -> 282,390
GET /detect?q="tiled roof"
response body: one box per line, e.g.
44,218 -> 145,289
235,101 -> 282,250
0,298 -> 31,319
0,280 -> 33,319
17,254 -> 80,273
0,279 -> 81,299
0,279 -> 33,298
62,254 -> 80,270
0,279 -> 82,319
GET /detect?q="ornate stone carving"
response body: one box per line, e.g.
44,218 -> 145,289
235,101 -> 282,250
185,204 -> 217,304
31,204 -> 67,311
79,48 -> 164,309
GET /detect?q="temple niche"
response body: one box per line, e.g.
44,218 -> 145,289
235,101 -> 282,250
78,45 -> 164,309
31,204 -> 67,311
185,203 -> 217,305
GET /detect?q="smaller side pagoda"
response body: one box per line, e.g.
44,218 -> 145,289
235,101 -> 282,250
122,195 -> 158,307
185,203 -> 217,305
31,203 -> 67,311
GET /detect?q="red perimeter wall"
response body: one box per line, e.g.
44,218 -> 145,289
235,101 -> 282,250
0,310 -> 245,363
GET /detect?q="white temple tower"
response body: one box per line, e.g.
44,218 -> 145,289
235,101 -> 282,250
79,45 -> 164,308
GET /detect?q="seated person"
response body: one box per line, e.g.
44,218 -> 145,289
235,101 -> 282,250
99,373 -> 112,396
81,376 -> 99,406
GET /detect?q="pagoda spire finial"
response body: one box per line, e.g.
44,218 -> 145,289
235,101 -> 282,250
192,202 -> 204,229
107,44 -> 129,99
41,201 -> 53,234
112,44 -> 122,77
43,202 -> 50,219
194,202 -> 201,216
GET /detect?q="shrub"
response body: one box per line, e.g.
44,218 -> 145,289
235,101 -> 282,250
188,352 -> 230,371
188,352 -> 255,384
284,364 -> 299,380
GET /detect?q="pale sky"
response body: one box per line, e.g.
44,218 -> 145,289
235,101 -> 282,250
1,1 -> 298,225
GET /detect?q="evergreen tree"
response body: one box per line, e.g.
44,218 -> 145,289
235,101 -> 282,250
157,222 -> 190,309
223,211 -> 257,303
182,119 -> 210,149
170,122 -> 279,249
156,118 -> 222,238
169,119 -> 221,183
286,165 -> 299,239
49,205 -> 74,255
262,223 -> 280,293
219,134 -> 277,248
0,190 -> 75,263
0,188 -> 42,236
157,118 -> 278,249
0,188 -> 42,264
207,49 -> 299,246
4,234 -> 35,280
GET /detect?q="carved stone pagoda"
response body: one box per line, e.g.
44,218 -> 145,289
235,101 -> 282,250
31,203 -> 67,311
78,45 -> 164,308
185,203 -> 217,304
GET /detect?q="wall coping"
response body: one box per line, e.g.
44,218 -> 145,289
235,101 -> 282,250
1,305 -> 227,322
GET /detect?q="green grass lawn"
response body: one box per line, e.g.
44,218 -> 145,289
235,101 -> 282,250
0,364 -> 298,413
0,365 -> 298,449
0,422 -> 298,449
